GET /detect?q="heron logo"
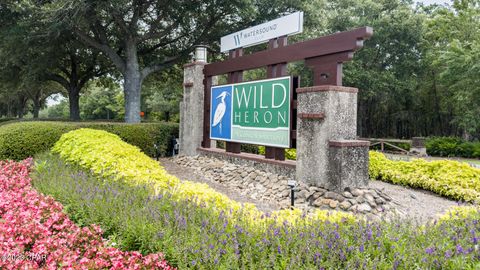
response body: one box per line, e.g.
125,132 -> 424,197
210,85 -> 233,140
210,76 -> 291,148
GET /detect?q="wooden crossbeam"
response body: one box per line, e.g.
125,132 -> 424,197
204,27 -> 373,76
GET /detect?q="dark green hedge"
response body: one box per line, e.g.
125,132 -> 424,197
0,121 -> 179,160
0,118 -> 16,126
426,137 -> 480,158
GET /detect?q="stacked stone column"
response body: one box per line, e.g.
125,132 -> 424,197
179,62 -> 205,156
296,85 -> 370,192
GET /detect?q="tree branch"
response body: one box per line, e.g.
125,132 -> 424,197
138,33 -> 189,55
58,66 -> 71,78
141,55 -> 182,79
139,19 -> 181,42
74,28 -> 126,74
110,7 -> 131,38
45,73 -> 70,89
78,73 -> 93,91
140,10 -> 225,78
129,0 -> 143,32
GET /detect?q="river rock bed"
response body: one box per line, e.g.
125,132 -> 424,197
174,155 -> 401,219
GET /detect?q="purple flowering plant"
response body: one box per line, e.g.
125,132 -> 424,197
31,152 -> 480,269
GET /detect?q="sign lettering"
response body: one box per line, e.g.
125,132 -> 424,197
220,12 -> 303,52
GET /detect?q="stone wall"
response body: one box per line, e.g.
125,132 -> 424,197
198,147 -> 296,179
175,155 -> 399,220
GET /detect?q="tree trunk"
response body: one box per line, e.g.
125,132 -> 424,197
33,101 -> 40,118
165,111 -> 170,122
462,130 -> 471,141
68,88 -> 81,121
123,42 -> 143,123
32,91 -> 42,118
17,96 -> 27,119
18,108 -> 24,119
124,71 -> 143,123
7,99 -> 14,118
431,71 -> 443,136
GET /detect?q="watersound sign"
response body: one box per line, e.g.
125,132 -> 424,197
210,76 -> 291,148
220,12 -> 303,52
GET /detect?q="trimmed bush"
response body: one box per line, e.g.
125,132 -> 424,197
0,122 -> 76,161
258,146 -> 297,160
216,141 -> 262,155
426,137 -> 480,158
51,128 -> 355,223
0,121 -> 178,160
369,151 -> 480,202
0,117 -> 16,125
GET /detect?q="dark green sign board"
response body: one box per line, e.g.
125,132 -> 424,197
210,76 -> 291,148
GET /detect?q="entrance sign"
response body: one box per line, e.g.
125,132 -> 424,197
210,76 -> 291,148
220,12 -> 303,52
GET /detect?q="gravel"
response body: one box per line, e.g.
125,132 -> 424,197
368,180 -> 461,223
158,157 -> 280,212
160,156 -> 464,223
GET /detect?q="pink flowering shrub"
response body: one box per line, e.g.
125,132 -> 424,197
0,159 -> 175,270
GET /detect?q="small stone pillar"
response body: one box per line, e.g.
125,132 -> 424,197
410,137 -> 427,156
328,140 -> 370,190
179,62 -> 206,156
296,85 -> 369,192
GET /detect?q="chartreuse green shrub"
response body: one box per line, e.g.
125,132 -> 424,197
369,151 -> 480,202
437,205 -> 480,222
52,128 -> 355,225
0,121 -> 178,160
52,128 -> 179,190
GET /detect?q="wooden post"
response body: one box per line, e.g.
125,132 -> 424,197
225,48 -> 243,154
202,76 -> 212,148
265,36 -> 288,161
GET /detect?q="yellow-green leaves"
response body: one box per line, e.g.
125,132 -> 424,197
369,151 -> 480,202
52,128 -> 356,226
53,128 -> 179,190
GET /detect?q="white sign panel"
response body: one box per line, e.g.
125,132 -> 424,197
220,11 -> 304,52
